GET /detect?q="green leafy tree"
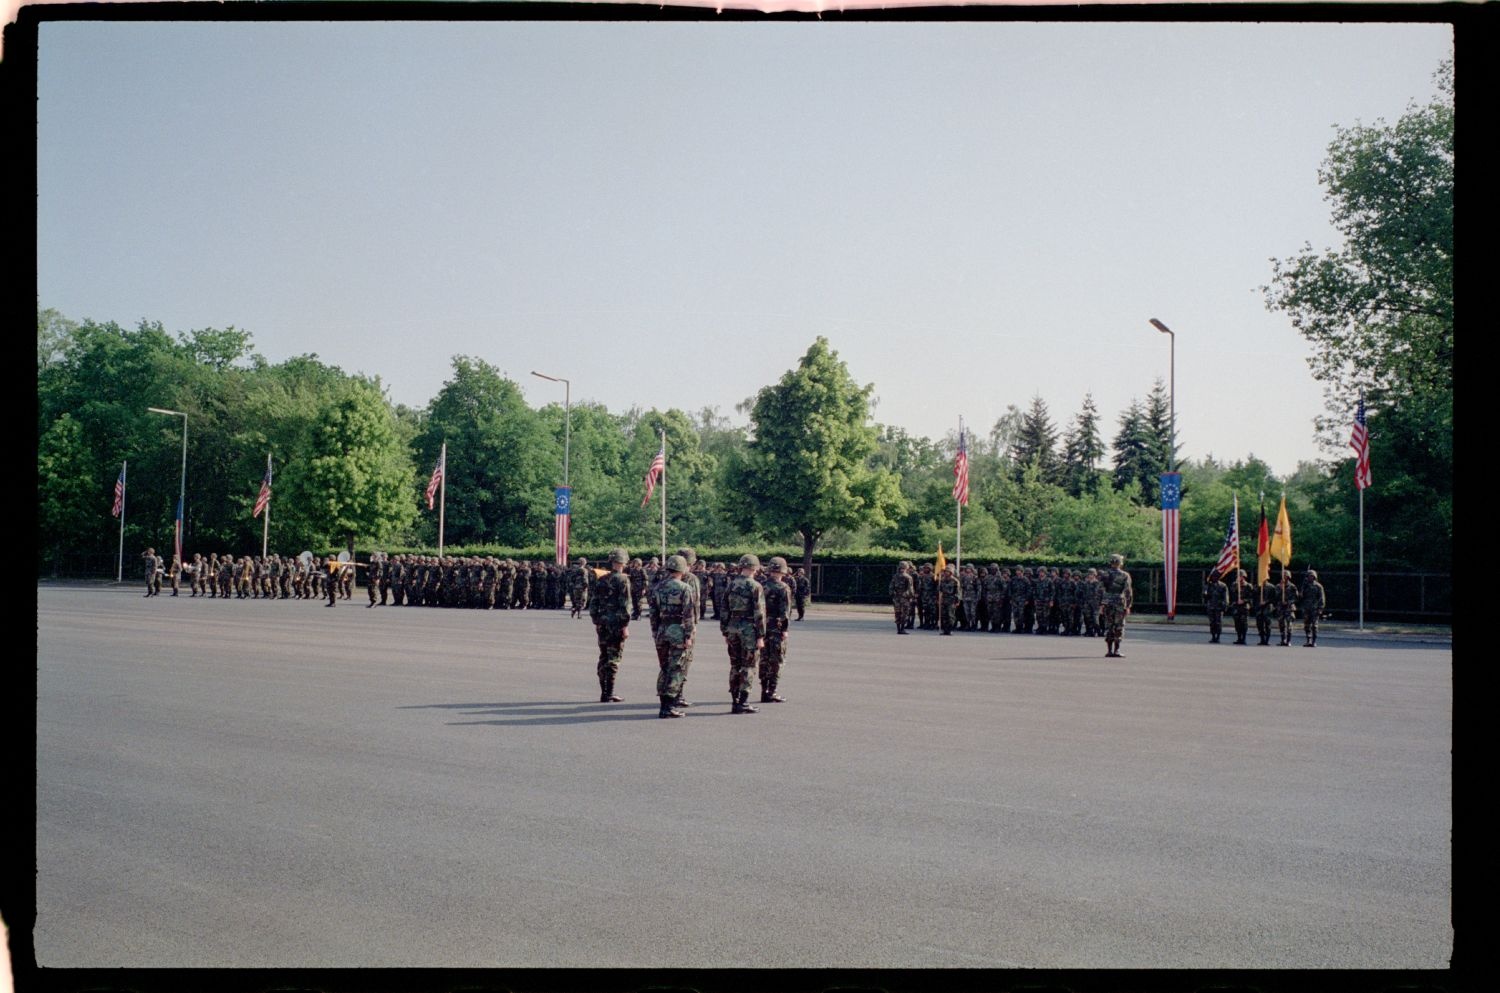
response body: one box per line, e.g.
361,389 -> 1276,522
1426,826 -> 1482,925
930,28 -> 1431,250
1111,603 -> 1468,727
1010,395 -> 1059,483
724,338 -> 903,571
1060,393 -> 1105,497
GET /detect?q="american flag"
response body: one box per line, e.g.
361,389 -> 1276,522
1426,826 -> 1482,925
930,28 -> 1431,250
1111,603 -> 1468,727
1160,472 -> 1181,619
1349,395 -> 1371,490
641,438 -> 665,507
1212,494 -> 1240,581
111,463 -> 125,518
554,487 -> 571,565
952,425 -> 969,506
252,455 -> 273,518
425,446 -> 445,510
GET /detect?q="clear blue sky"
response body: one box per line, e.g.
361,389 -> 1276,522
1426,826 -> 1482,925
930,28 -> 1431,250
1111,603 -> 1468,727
36,19 -> 1453,477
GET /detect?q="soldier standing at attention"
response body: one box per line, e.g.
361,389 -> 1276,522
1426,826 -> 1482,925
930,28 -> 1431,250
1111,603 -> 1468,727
589,549 -> 632,702
626,557 -> 647,620
1009,565 -> 1030,634
167,555 -> 182,596
960,565 -> 981,632
917,564 -> 936,630
569,557 -> 590,618
1230,569 -> 1252,645
721,554 -> 766,714
1255,574 -> 1278,646
650,555 -> 697,719
1100,554 -> 1134,659
937,565 -> 960,635
1299,569 -> 1326,647
793,567 -> 811,621
1275,572 -> 1298,647
141,547 -> 161,597
1082,568 -> 1102,637
760,557 -> 792,703
889,561 -> 915,634
1204,572 -> 1229,644
366,553 -> 382,608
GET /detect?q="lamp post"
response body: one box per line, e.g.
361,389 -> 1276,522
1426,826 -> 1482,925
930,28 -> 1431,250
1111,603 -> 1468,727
147,407 -> 187,565
530,371 -> 570,488
1148,319 -> 1175,460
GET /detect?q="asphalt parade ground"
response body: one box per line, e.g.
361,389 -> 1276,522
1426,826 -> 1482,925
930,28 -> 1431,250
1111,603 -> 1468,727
32,584 -> 1452,970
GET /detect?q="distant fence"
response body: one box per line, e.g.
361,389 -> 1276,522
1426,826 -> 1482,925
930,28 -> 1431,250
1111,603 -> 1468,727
43,553 -> 1450,624
802,564 -> 1450,625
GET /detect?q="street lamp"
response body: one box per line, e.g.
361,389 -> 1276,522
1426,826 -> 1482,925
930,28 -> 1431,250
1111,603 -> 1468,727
147,407 -> 187,564
530,371 -> 570,488
1148,319 -> 1175,461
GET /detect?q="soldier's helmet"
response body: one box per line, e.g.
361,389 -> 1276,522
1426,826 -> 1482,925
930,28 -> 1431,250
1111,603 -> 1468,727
1087,568 -> 1098,576
678,547 -> 698,565
666,554 -> 688,573
610,548 -> 629,565
768,556 -> 788,573
738,553 -> 761,570
630,557 -> 642,566
576,557 -> 587,566
898,560 -> 911,570
1305,569 -> 1318,580
1109,554 -> 1125,566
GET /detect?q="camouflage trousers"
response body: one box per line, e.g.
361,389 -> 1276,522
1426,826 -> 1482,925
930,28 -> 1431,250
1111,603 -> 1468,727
1083,606 -> 1100,637
1277,609 -> 1295,643
1232,607 -> 1250,641
595,623 -> 627,685
986,597 -> 1006,631
723,621 -> 759,696
1101,603 -> 1127,642
1303,611 -> 1321,641
1256,610 -> 1273,643
759,629 -> 787,686
892,596 -> 914,630
655,637 -> 692,699
962,597 -> 980,629
1206,609 -> 1224,639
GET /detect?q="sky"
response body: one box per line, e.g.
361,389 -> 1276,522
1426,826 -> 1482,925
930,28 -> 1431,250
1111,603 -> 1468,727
35,18 -> 1454,478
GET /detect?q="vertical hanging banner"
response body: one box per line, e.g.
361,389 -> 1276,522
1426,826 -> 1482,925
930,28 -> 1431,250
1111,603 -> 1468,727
554,487 -> 571,565
1160,472 -> 1181,619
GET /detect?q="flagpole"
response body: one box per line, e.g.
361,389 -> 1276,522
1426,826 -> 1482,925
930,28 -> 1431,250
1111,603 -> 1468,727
117,460 -> 126,583
262,456 -> 271,558
438,441 -> 446,557
955,418 -> 963,573
1358,487 -> 1364,630
666,429 -> 672,567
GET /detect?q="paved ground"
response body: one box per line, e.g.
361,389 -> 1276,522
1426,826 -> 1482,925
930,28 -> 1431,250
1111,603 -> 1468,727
33,585 -> 1452,969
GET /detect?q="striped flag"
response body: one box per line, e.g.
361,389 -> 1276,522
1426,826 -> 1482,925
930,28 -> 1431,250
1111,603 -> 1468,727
641,439 -> 665,507
174,496 -> 184,568
952,426 -> 970,506
554,487 -> 571,565
252,455 -> 273,518
1212,495 -> 1240,581
1350,395 -> 1371,490
1255,495 -> 1271,586
425,448 -> 445,510
1160,472 -> 1181,619
111,463 -> 126,518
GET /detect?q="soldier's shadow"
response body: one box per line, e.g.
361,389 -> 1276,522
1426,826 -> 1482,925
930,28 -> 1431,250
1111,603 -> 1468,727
399,700 -> 681,725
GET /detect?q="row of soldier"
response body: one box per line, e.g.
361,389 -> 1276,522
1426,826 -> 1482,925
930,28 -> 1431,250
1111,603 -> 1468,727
1203,568 -> 1327,647
888,562 -> 1120,637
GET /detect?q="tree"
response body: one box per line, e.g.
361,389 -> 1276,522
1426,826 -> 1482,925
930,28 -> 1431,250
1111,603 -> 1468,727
1110,399 -> 1151,503
1263,59 -> 1452,568
723,338 -> 903,571
1010,395 -> 1059,483
1060,393 -> 1105,497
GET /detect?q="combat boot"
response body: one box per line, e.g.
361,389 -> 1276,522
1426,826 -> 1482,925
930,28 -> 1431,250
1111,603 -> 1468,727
658,695 -> 684,719
601,675 -> 621,703
672,695 -> 691,708
760,679 -> 784,703
731,691 -> 759,714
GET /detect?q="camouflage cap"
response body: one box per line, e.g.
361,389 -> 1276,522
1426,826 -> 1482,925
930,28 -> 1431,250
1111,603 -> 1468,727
738,553 -> 761,570
610,548 -> 629,564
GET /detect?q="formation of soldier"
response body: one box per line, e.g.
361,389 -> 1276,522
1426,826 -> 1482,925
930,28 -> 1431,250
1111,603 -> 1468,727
889,561 -> 1117,640
590,546 -> 797,718
1202,568 -> 1326,647
141,549 -> 598,612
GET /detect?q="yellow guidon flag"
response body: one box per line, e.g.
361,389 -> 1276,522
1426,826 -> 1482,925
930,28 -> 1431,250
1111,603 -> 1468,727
1270,493 -> 1293,568
935,542 -> 947,576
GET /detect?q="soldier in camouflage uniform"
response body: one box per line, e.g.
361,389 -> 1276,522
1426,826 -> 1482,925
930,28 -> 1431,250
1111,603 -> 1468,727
1082,568 -> 1102,637
1203,572 -> 1229,643
568,557 -> 590,617
1255,574 -> 1278,646
720,554 -> 766,714
793,567 -> 811,621
1299,569 -> 1326,647
760,557 -> 792,703
1229,569 -> 1252,645
1274,572 -> 1297,646
960,565 -> 981,632
917,564 -> 937,630
1100,554 -> 1134,658
589,548 -> 633,702
1009,566 -> 1030,634
889,561 -> 915,634
366,553 -> 382,608
511,561 -> 528,609
1056,569 -> 1077,635
937,565 -> 960,635
649,555 -> 697,719
626,558 -> 647,620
